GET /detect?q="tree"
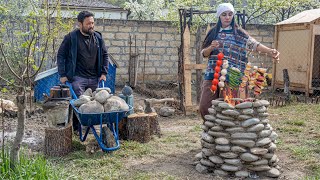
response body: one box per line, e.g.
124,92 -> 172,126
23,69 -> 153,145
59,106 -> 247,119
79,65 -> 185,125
124,0 -> 320,24
0,0 -> 71,167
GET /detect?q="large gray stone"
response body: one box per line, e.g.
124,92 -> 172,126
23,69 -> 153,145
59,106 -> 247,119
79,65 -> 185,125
215,137 -> 229,145
195,152 -> 203,160
250,147 -> 268,155
218,102 -> 235,109
264,168 -> 281,178
222,109 -> 240,116
104,96 -> 129,112
224,159 -> 241,166
263,153 -> 274,159
95,90 -> 111,104
240,153 -> 259,162
195,163 -> 208,173
258,112 -> 269,117
216,145 -> 231,152
221,164 -> 239,172
202,148 -> 215,157
268,142 -> 277,152
260,100 -> 270,107
200,159 -> 215,167
201,140 -> 215,149
159,106 -> 175,117
216,113 -> 235,121
214,169 -> 228,176
256,138 -> 272,147
242,108 -> 254,115
259,130 -> 272,137
231,133 -> 257,140
247,124 -> 265,132
204,115 -> 216,121
201,125 -> 209,131
79,100 -> 104,114
208,131 -> 230,138
248,165 -> 271,171
241,118 -> 260,127
231,146 -> 247,153
215,119 -> 236,127
231,140 -> 255,148
208,108 -> 216,114
211,126 -> 224,131
235,171 -> 249,177
220,152 -> 238,159
238,115 -> 253,120
269,131 -> 279,141
204,121 -> 215,128
202,133 -> 215,143
257,106 -> 267,113
209,155 -> 224,164
235,102 -> 253,109
251,159 -> 269,165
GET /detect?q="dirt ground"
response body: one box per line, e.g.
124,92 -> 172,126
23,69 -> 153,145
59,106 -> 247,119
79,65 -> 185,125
0,91 -> 311,179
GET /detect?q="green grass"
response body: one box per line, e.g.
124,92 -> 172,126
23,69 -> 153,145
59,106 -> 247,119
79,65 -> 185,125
0,147 -> 61,180
269,102 -> 320,178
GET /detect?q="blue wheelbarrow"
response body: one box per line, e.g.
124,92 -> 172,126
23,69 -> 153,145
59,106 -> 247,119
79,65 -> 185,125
66,81 -> 132,152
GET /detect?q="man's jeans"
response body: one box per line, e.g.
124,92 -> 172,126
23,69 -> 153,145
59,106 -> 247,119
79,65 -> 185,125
71,76 -> 99,131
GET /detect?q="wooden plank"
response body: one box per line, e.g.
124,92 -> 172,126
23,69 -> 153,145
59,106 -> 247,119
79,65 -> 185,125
275,29 -> 310,89
278,24 -> 309,31
311,25 -> 320,81
183,26 -> 192,107
185,63 -> 207,70
305,25 -> 313,96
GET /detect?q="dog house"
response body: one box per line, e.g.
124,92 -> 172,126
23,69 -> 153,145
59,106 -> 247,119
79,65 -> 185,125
272,9 -> 320,95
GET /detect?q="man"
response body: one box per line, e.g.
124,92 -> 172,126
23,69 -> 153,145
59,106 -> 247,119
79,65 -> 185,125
57,11 -> 108,97
57,11 -> 109,132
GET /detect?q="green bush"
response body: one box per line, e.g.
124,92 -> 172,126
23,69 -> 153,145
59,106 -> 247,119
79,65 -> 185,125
0,147 -> 60,180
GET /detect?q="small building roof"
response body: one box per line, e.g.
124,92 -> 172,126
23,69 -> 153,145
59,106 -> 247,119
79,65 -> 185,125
276,9 -> 320,25
49,0 -> 122,10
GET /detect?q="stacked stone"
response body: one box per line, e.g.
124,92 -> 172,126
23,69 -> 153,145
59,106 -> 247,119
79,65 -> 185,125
195,99 -> 281,178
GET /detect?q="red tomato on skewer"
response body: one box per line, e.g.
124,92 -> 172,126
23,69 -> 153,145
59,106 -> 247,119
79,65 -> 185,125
211,85 -> 217,91
216,60 -> 223,66
217,52 -> 224,60
214,73 -> 220,79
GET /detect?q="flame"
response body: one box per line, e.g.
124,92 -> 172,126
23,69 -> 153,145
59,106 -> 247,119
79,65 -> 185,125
223,87 -> 235,106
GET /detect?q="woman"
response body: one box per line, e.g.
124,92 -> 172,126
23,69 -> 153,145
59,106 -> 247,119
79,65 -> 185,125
199,3 -> 280,119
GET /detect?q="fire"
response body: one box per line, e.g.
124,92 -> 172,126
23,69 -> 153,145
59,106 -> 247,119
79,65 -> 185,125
223,87 -> 235,106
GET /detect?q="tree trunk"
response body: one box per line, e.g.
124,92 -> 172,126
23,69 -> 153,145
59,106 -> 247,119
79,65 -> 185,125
10,94 -> 26,168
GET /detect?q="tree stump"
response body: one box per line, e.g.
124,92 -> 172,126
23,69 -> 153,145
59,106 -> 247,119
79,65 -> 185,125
127,112 -> 161,143
127,113 -> 151,143
44,121 -> 72,156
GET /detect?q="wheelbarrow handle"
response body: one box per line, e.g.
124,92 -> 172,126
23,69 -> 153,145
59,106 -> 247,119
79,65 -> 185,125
98,80 -> 107,88
65,82 -> 78,100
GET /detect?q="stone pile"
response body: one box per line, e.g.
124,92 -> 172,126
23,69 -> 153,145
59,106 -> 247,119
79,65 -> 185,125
195,98 -> 281,178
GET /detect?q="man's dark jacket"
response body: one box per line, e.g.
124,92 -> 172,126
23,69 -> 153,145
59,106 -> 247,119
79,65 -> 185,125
57,29 -> 108,81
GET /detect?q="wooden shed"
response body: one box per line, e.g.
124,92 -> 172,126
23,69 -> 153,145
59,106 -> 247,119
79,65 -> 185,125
272,9 -> 320,95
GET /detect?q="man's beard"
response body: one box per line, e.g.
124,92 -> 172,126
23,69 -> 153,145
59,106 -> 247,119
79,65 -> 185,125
82,28 -> 94,35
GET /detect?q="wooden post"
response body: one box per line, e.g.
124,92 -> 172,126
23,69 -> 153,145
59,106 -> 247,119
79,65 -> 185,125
283,69 -> 291,103
195,27 -> 202,104
183,26 -> 192,112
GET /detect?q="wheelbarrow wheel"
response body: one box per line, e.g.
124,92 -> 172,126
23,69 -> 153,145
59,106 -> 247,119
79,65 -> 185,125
101,125 -> 116,148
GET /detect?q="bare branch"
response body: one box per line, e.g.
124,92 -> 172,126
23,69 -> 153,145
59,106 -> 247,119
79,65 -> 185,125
0,75 -> 23,88
22,31 -> 37,78
0,44 -> 21,80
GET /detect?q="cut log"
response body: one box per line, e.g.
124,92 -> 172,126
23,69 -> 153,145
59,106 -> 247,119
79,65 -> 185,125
44,121 -> 72,156
127,113 -> 151,143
